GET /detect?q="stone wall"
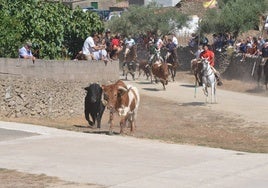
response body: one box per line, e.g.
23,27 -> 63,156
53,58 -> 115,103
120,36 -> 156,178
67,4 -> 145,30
0,58 -> 120,120
0,52 -> 262,120
0,58 -> 120,82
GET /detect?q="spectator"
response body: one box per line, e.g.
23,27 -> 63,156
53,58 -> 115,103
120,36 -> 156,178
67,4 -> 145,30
257,36 -> 265,52
188,33 -> 198,48
237,39 -> 247,62
225,32 -> 235,47
191,45 -> 203,59
104,29 -> 112,58
19,41 -> 36,63
82,32 -> 108,64
110,34 -> 123,60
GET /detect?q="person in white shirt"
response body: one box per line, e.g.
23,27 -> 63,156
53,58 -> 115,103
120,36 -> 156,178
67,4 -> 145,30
156,36 -> 164,50
19,42 -> 36,63
171,33 -> 178,47
124,35 -> 136,58
82,32 -> 108,63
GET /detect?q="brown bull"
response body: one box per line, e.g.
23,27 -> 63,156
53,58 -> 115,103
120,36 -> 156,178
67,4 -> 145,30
102,80 -> 140,134
151,61 -> 169,90
138,60 -> 153,82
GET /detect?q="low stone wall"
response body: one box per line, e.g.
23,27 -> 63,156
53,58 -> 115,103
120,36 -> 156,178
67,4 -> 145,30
0,58 -> 120,119
0,58 -> 120,83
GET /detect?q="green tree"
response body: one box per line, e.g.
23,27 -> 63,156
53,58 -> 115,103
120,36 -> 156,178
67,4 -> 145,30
106,3 -> 188,37
200,0 -> 268,38
0,0 -> 104,59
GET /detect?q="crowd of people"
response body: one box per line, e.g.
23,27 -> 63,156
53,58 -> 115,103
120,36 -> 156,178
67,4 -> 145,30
18,29 -> 268,72
189,31 -> 268,65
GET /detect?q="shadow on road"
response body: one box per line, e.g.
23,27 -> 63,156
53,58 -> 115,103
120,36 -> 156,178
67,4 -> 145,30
180,102 -> 206,106
73,125 -> 120,135
180,84 -> 196,88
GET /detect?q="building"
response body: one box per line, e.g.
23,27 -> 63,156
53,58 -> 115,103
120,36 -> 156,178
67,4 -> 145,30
129,0 -> 181,7
49,0 -> 116,10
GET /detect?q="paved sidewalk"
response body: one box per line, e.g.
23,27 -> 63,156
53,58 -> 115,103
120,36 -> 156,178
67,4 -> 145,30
0,121 -> 267,188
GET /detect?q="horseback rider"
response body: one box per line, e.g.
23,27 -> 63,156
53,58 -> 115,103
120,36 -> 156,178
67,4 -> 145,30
260,42 -> 268,66
164,37 -> 178,63
199,44 -> 223,86
148,35 -> 164,65
124,35 -> 136,61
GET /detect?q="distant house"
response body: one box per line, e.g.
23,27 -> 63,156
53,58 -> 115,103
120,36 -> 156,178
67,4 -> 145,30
129,0 -> 181,7
49,0 -> 116,10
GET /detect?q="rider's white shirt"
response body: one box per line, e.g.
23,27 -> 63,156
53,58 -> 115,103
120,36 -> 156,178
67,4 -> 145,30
156,38 -> 163,49
172,36 -> 178,46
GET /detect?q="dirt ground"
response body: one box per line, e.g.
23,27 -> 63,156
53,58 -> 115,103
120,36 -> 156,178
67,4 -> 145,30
1,71 -> 268,188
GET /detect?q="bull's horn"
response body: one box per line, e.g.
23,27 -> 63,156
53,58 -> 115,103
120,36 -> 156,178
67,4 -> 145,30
118,85 -> 128,92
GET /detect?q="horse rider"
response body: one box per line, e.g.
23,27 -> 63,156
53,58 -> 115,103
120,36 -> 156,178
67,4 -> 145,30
199,44 -> 223,86
171,33 -> 178,47
124,35 -> 136,61
260,41 -> 268,66
148,35 -> 164,65
164,37 -> 177,62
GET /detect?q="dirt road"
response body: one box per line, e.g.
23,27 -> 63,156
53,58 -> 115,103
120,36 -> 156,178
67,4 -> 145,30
123,76 -> 268,124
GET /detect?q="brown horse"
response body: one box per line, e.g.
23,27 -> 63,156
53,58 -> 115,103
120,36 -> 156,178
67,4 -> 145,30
191,58 -> 203,86
165,49 -> 179,82
151,60 -> 169,90
257,60 -> 268,90
122,45 -> 138,80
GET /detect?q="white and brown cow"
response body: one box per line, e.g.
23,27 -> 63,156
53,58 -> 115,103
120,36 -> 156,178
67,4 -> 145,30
102,80 -> 140,135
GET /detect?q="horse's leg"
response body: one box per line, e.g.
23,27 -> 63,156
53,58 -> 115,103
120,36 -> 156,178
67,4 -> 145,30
162,80 -> 166,90
173,67 -> 177,81
214,79 -> 217,103
264,63 -> 268,90
211,83 -> 214,104
202,78 -> 208,103
257,64 -> 263,88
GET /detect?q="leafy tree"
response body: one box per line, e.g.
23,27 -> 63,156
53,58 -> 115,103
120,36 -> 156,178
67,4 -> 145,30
0,0 -> 104,59
200,0 -> 268,38
106,3 -> 188,37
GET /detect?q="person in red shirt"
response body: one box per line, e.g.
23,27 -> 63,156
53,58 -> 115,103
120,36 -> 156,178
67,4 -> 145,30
110,34 -> 123,60
200,44 -> 215,66
199,44 -> 223,86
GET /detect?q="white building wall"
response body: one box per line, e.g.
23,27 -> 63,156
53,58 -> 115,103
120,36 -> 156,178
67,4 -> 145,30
145,0 -> 181,7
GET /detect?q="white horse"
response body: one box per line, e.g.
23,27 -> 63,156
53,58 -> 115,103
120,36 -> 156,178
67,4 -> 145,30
201,58 -> 217,103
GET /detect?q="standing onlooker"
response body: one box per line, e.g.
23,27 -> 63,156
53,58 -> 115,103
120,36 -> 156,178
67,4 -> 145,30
104,29 -> 112,59
19,42 -> 36,63
110,34 -> 123,60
